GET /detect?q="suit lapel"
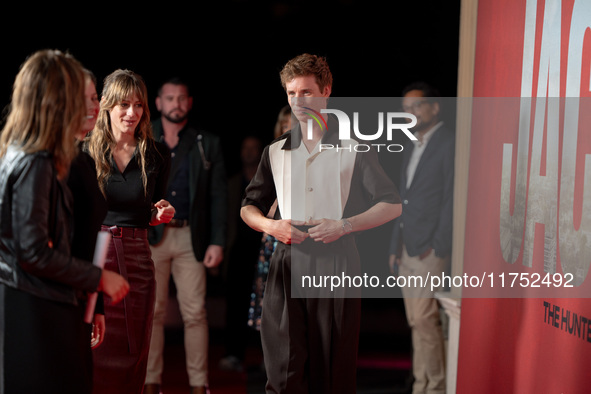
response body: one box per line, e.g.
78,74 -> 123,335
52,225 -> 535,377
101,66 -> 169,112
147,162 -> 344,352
405,127 -> 443,191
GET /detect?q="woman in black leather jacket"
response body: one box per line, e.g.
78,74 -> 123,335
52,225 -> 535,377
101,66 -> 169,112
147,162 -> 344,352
0,49 -> 129,394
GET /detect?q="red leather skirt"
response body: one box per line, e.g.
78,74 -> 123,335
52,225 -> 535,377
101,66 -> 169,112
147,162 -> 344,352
92,226 -> 155,394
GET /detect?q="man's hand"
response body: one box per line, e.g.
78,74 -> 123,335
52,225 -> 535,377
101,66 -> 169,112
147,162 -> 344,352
269,219 -> 309,244
203,245 -> 224,268
240,205 -> 308,244
388,254 -> 400,276
419,247 -> 433,260
307,218 -> 345,243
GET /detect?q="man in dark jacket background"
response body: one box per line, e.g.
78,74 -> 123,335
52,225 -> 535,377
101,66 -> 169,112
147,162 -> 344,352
144,77 -> 227,394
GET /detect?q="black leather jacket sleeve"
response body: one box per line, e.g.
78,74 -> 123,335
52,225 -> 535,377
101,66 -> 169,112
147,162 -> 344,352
0,149 -> 101,303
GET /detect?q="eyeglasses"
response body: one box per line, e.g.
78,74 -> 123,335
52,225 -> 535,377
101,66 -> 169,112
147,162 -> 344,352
402,100 -> 430,112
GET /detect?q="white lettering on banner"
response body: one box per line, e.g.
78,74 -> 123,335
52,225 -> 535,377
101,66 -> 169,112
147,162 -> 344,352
499,0 -> 537,265
559,0 -> 591,286
523,0 -> 560,271
499,0 -> 591,285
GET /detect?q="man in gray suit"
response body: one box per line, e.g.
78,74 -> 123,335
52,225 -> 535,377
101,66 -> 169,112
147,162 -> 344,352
389,82 -> 454,394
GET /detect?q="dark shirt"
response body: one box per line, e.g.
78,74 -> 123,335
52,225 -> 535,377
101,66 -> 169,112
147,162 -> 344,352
166,143 -> 191,220
103,141 -> 171,228
68,150 -> 108,262
68,149 -> 108,313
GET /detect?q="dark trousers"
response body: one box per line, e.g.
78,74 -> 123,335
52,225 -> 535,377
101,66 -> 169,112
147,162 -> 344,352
261,241 -> 361,394
223,227 -> 261,360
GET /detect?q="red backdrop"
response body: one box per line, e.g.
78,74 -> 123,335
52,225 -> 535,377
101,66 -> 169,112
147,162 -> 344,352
457,0 -> 591,392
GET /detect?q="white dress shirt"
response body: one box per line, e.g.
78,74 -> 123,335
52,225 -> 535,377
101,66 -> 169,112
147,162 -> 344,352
269,137 -> 357,222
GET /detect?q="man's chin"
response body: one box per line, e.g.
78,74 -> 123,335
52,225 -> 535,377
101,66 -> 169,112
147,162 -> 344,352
410,123 -> 428,132
164,114 -> 187,124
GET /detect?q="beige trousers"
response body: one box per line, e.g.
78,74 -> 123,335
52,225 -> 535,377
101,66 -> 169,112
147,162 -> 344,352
145,226 -> 208,387
399,246 -> 447,394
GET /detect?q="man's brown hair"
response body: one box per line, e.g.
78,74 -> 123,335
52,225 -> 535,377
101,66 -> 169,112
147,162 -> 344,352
279,53 -> 333,92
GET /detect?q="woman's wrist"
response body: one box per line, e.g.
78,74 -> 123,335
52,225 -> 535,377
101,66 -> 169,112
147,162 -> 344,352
149,208 -> 159,226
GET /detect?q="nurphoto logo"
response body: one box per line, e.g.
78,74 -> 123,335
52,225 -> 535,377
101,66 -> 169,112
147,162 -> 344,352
314,109 -> 416,153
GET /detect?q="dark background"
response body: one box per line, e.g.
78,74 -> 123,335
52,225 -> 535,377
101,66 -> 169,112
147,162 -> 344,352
0,0 -> 462,295
0,0 -> 461,175
0,2 -> 462,390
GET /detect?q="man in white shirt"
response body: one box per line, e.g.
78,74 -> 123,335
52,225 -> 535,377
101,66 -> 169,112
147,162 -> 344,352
389,82 -> 455,394
241,53 -> 402,393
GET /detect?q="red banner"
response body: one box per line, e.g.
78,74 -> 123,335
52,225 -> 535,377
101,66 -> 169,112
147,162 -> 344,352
457,0 -> 591,392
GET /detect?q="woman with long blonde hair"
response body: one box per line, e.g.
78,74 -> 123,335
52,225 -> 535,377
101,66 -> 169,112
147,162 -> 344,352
87,69 -> 175,394
0,49 -> 129,393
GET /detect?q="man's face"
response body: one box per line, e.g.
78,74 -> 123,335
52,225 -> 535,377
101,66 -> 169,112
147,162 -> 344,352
285,75 -> 331,123
401,89 -> 439,132
156,83 -> 193,124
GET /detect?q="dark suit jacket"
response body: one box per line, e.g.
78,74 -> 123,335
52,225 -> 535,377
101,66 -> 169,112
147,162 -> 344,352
389,125 -> 455,258
148,118 -> 227,261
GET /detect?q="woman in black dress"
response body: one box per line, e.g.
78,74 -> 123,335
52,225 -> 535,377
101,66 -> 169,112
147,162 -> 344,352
67,68 -> 109,388
0,49 -> 129,394
87,69 -> 175,394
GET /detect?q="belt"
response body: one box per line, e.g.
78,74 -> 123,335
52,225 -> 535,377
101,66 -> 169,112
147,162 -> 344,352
166,219 -> 189,228
104,225 -> 148,239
